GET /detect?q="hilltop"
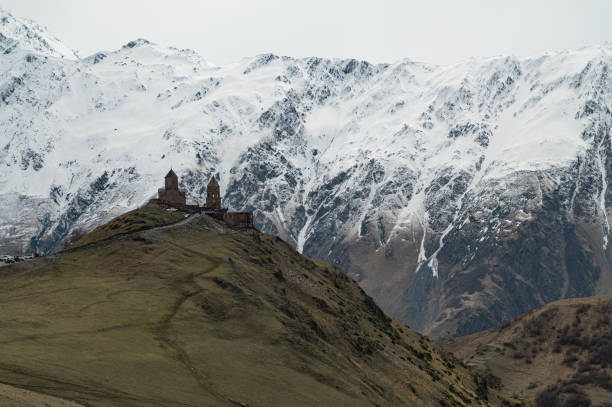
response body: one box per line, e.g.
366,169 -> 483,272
444,295 -> 612,406
0,205 -> 507,406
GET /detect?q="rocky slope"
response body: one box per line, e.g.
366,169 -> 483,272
1,7 -> 611,338
444,295 -> 612,407
0,205 -> 506,406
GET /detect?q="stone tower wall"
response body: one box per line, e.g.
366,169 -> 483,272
206,183 -> 221,209
165,176 -> 178,191
159,188 -> 186,206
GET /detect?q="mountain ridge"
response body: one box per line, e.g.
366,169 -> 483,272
0,7 -> 611,339
0,6 -> 78,59
0,204 -> 507,406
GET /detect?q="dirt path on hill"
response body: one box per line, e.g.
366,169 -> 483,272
58,212 -> 202,256
150,212 -> 201,232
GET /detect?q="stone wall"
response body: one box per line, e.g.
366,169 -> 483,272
223,211 -> 253,228
158,187 -> 186,206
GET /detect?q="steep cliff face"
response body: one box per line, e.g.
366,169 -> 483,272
1,7 -> 611,338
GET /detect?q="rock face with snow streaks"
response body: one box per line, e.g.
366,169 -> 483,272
1,7 -> 611,338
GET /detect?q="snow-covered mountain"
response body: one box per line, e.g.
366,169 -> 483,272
1,8 -> 611,338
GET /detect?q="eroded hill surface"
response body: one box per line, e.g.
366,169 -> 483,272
0,206 -> 506,406
444,295 -> 612,407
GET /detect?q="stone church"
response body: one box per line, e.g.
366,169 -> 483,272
150,170 -> 253,228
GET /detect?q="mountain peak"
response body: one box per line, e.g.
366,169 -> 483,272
0,6 -> 78,60
122,38 -> 152,49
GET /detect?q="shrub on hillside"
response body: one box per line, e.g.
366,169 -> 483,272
570,369 -> 612,391
562,354 -> 578,367
535,384 -> 591,407
587,332 -> 612,368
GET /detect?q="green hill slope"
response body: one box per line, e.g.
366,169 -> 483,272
0,205 -> 505,406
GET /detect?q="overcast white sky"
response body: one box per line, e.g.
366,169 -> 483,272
2,0 -> 611,65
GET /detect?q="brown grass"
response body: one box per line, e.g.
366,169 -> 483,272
443,296 -> 612,406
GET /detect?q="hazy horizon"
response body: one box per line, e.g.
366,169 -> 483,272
1,0 -> 610,66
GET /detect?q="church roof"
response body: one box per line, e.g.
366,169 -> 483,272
165,169 -> 178,178
208,176 -> 219,186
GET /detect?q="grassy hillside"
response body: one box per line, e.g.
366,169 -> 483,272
0,208 -> 508,406
0,383 -> 85,407
444,296 -> 612,407
67,204 -> 187,249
